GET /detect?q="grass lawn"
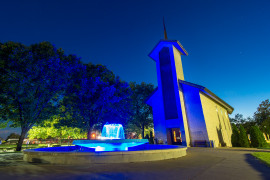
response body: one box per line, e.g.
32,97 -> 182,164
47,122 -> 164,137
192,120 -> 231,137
252,152 -> 270,167
258,143 -> 270,149
0,143 -> 70,150
0,144 -> 47,152
258,147 -> 270,149
0,151 -> 22,154
0,144 -> 39,148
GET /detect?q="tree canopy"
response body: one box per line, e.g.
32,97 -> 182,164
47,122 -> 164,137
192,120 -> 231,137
238,125 -> 250,148
59,63 -> 133,139
230,114 -> 256,134
28,116 -> 86,140
250,125 -> 267,148
0,41 -> 81,150
128,82 -> 155,138
254,99 -> 270,137
231,124 -> 240,147
5,132 -> 20,141
0,41 -> 152,148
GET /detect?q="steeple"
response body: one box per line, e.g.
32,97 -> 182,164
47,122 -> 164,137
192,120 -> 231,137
163,17 -> 168,40
146,20 -> 190,146
149,19 -> 188,60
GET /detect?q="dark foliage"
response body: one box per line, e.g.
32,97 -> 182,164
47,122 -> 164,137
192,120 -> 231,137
149,131 -> 154,144
250,126 -> 267,148
230,114 -> 255,134
254,99 -> 270,138
144,134 -> 149,140
231,124 -> 240,147
59,63 -> 133,139
239,125 -> 250,147
230,114 -> 246,125
128,82 -> 155,138
5,133 -> 20,141
0,41 -> 80,151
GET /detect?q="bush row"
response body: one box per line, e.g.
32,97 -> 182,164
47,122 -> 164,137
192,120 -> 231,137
231,124 -> 267,148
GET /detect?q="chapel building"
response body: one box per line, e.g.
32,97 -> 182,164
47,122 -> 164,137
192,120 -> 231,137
146,24 -> 234,147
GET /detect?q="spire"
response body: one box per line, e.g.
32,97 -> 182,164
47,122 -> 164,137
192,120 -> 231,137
163,17 -> 168,40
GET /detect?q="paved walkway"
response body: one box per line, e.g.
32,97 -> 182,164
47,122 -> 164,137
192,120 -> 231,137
0,148 -> 269,180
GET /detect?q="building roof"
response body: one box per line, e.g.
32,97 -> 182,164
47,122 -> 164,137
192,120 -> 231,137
179,80 -> 234,114
148,40 -> 188,61
145,81 -> 234,114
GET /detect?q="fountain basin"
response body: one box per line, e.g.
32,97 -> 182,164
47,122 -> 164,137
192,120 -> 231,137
23,124 -> 187,164
23,144 -> 187,164
73,139 -> 149,151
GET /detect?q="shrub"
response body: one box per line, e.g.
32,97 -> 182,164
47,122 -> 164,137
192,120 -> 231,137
149,131 -> 154,144
239,125 -> 250,147
231,124 -> 240,147
51,144 -> 61,147
144,134 -> 150,140
250,126 -> 267,148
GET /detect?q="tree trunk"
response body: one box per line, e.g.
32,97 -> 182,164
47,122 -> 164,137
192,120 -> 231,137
16,128 -> 27,151
142,125 -> 145,139
58,138 -> 60,145
87,128 -> 92,140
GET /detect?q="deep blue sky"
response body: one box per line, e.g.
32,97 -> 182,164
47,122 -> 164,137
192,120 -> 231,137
1,0 -> 270,125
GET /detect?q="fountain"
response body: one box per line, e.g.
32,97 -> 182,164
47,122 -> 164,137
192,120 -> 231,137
72,123 -> 148,151
23,123 -> 187,164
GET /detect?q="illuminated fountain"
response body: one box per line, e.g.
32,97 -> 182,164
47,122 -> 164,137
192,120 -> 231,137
72,123 -> 148,151
23,123 -> 187,164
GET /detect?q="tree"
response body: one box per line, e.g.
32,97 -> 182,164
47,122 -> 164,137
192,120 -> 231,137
231,124 -> 240,147
254,99 -> 270,137
149,131 -> 154,144
128,82 -> 155,138
230,114 -> 255,134
242,117 -> 256,135
238,125 -> 250,147
230,114 -> 246,127
250,126 -> 267,148
0,121 -> 9,128
5,133 -> 20,141
28,116 -> 86,140
60,64 -> 132,139
0,42 -> 79,151
261,120 -> 270,140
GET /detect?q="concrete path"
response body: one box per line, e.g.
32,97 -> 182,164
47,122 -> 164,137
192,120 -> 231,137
0,148 -> 269,180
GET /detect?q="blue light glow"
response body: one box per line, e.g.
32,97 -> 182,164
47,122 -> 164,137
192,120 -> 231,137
72,124 -> 148,152
73,139 -> 148,152
180,83 -> 209,142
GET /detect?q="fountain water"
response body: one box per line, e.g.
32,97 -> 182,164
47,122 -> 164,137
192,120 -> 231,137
101,124 -> 125,139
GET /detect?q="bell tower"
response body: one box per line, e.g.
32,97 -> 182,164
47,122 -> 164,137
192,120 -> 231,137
146,19 -> 190,146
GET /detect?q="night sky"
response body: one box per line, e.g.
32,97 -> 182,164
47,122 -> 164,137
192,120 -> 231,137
1,0 -> 270,137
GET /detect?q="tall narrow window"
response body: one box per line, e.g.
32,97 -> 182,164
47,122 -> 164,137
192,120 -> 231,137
159,47 -> 178,120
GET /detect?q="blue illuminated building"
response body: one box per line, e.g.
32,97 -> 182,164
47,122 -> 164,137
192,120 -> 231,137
146,22 -> 234,147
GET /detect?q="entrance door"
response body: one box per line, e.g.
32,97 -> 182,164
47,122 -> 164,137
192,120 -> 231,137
170,128 -> 182,145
